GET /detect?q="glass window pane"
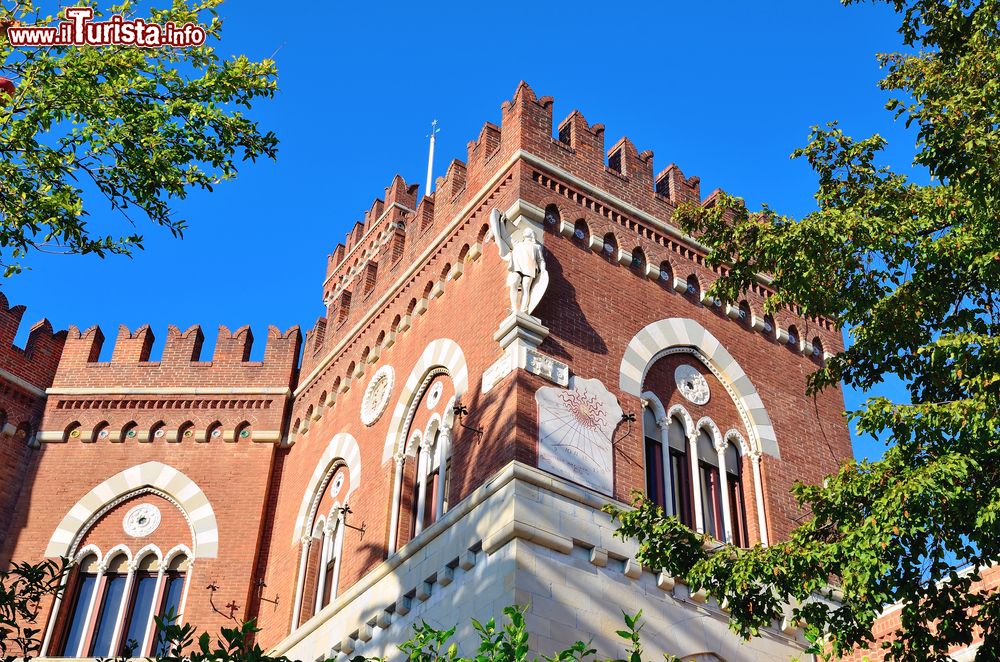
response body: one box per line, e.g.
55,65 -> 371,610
61,573 -> 97,656
667,419 -> 686,452
154,574 -> 185,656
644,437 -> 665,508
121,574 -> 157,656
697,430 -> 718,465
89,574 -> 127,657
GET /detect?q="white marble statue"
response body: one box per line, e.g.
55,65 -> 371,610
489,208 -> 548,315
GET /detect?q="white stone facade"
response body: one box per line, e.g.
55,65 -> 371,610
273,462 -> 805,661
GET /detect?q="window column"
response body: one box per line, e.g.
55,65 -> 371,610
750,451 -> 769,546
387,452 -> 405,553
688,431 -> 705,533
656,416 -> 675,517
291,536 -> 313,629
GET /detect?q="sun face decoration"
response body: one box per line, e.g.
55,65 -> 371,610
561,389 -> 608,431
535,377 -> 622,496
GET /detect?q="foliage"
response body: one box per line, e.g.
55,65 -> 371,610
0,561 -> 679,662
351,605 -> 675,662
606,0 -> 1000,659
0,0 -> 278,275
0,559 -> 65,661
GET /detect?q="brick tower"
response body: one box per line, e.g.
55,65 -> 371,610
3,83 -> 852,661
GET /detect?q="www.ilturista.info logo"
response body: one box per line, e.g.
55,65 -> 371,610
3,6 -> 206,47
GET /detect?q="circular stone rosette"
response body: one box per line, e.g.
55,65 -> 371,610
360,365 -> 394,427
123,503 -> 162,538
674,364 -> 710,405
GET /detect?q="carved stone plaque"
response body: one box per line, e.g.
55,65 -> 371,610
361,365 -> 394,427
675,364 -> 710,405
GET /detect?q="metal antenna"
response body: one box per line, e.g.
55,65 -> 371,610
425,119 -> 440,197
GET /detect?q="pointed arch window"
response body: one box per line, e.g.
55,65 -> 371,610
153,554 -> 189,655
697,431 -> 725,541
50,546 -> 191,658
667,417 -> 693,527
725,444 -> 748,547
89,553 -> 129,657
119,554 -> 158,656
642,408 -> 665,510
58,553 -> 99,657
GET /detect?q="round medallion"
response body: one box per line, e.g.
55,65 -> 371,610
675,364 -> 710,405
211,427 -> 222,439
426,381 -> 443,410
98,429 -> 110,440
331,472 -> 345,495
154,428 -> 165,439
123,503 -> 161,538
361,365 -> 394,427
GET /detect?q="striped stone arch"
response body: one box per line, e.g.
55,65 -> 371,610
619,318 -> 779,458
45,461 -> 219,559
381,338 -> 468,463
293,432 -> 362,543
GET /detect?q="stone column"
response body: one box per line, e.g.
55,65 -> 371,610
435,426 -> 453,519
386,452 -> 405,554
750,451 -> 769,546
656,416 -> 674,517
715,441 -> 733,544
290,536 -> 313,630
688,432 -> 705,534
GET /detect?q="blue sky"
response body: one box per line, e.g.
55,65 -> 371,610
4,0 -> 918,462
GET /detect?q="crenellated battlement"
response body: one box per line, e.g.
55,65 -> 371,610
322,82 -> 708,284
0,292 -> 66,391
51,322 -> 301,390
306,82 -> 722,364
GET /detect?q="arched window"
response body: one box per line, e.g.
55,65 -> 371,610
120,553 -> 159,656
602,233 -> 618,259
120,421 -> 137,443
420,425 -> 452,529
57,552 -> 99,657
643,408 -> 665,510
544,204 -> 560,227
738,301 -> 752,326
697,430 -> 725,541
153,553 -> 189,655
314,515 -> 343,612
658,261 -> 673,286
89,552 -> 129,657
686,275 -> 701,298
573,219 -> 589,243
630,247 -> 646,272
725,444 -> 748,548
51,544 -> 192,657
667,417 -> 692,527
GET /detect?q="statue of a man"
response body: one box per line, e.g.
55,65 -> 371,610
489,208 -> 548,315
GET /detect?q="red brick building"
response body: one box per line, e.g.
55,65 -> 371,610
3,83 -> 873,660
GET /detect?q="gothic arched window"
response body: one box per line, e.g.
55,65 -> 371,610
667,417 -> 693,528
725,444 -> 748,547
697,430 -> 725,540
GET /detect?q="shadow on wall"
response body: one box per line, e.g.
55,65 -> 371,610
534,249 -> 608,359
